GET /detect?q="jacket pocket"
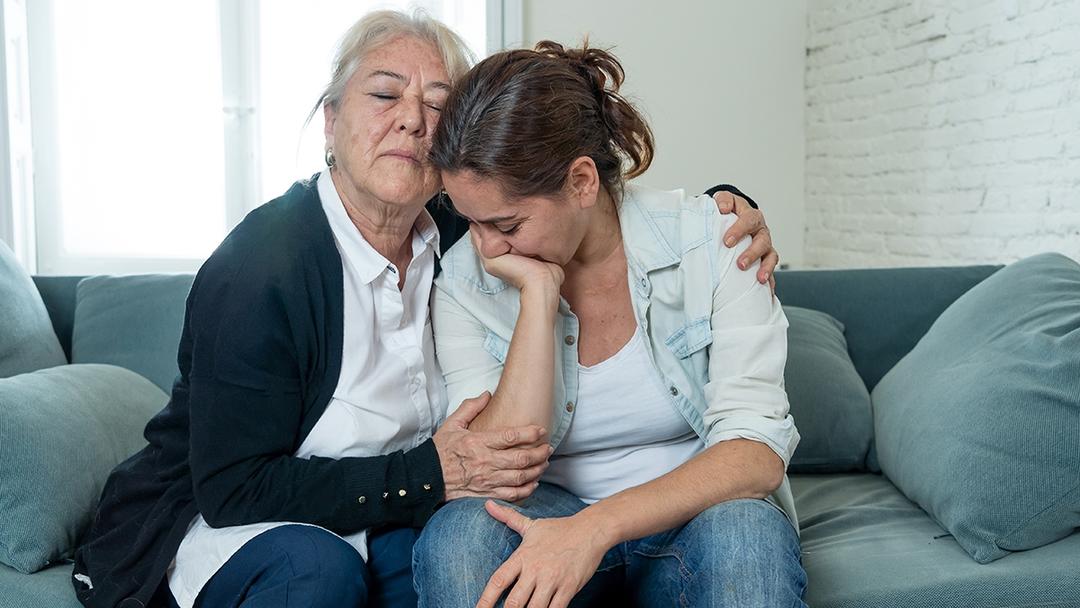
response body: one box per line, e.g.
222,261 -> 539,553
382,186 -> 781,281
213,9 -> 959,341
664,318 -> 713,358
483,331 -> 510,363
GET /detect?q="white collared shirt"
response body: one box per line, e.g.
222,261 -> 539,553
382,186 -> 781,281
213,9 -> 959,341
168,170 -> 447,608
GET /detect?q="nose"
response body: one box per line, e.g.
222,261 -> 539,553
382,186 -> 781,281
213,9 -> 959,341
397,94 -> 425,135
478,228 -> 511,258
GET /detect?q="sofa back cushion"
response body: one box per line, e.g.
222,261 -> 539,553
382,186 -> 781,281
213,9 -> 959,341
783,306 -> 873,472
0,242 -> 67,377
872,252 -> 1080,563
0,364 -> 167,573
775,264 -> 1001,391
71,274 -> 194,393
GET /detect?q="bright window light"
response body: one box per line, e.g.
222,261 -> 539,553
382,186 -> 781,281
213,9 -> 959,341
52,0 -> 227,260
27,0 -> 489,273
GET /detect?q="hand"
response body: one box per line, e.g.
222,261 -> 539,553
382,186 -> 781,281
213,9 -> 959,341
470,227 -> 565,296
476,501 -> 608,608
433,392 -> 553,502
713,191 -> 779,294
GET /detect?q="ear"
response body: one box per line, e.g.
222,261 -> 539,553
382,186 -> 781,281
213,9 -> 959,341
565,156 -> 600,209
323,102 -> 336,150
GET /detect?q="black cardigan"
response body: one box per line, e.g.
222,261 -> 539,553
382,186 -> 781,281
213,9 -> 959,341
72,177 -> 469,608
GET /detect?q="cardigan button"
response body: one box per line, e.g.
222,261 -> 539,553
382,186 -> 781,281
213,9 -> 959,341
423,484 -> 432,491
399,489 -> 407,497
564,335 -> 575,346
565,401 -> 575,413
669,386 -> 679,396
357,496 -> 366,504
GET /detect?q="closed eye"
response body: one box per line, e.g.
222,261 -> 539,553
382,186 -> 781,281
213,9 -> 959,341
370,93 -> 398,100
495,223 -> 521,235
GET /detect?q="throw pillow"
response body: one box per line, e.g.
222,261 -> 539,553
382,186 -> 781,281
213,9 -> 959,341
0,364 -> 167,573
0,242 -> 67,378
71,274 -> 194,392
783,306 -> 873,473
872,252 -> 1080,563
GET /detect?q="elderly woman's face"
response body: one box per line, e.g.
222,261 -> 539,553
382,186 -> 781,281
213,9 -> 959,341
324,36 -> 450,209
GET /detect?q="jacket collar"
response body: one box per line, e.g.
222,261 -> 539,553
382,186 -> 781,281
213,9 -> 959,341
618,184 -> 684,274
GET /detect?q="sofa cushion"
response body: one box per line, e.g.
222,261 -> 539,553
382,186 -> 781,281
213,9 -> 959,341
0,364 -> 167,573
0,242 -> 67,378
792,474 -> 1080,608
783,306 -> 872,473
0,563 -> 81,608
71,274 -> 194,392
872,252 -> 1080,563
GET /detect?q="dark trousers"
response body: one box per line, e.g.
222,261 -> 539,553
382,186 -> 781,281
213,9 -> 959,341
166,524 -> 422,608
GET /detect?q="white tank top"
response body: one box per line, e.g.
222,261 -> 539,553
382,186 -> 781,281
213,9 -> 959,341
543,326 -> 704,504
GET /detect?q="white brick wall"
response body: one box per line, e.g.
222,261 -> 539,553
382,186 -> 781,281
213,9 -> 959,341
805,0 -> 1080,268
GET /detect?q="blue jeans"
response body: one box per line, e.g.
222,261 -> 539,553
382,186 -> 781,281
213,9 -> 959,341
413,483 -> 807,607
166,524 -> 421,608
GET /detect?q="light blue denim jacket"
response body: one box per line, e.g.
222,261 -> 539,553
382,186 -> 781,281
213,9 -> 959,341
432,184 -> 800,529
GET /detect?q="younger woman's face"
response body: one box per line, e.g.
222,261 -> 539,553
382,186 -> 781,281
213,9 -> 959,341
441,171 -> 590,267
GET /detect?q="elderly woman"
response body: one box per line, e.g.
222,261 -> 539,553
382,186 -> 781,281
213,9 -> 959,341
413,42 -> 805,607
72,11 -> 779,608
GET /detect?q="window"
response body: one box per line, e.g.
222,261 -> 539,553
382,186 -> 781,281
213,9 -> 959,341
2,0 -> 516,274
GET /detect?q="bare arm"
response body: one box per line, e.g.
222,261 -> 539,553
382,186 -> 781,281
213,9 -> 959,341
469,282 -> 560,432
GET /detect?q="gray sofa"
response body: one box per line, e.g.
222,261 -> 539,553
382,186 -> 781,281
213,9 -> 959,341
1,261 -> 1078,607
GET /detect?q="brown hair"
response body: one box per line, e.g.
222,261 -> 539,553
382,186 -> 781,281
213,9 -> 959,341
430,40 -> 654,200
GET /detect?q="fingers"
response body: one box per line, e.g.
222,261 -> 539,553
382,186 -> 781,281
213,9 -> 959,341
723,213 -> 764,251
485,460 -> 548,490
486,499 -> 535,535
446,391 -> 492,428
759,249 -> 780,285
712,191 -> 737,214
477,558 -> 523,608
504,575 -> 536,608
493,443 -> 553,470
487,481 -> 540,502
769,271 -> 777,296
528,583 -> 557,608
483,425 -> 549,449
550,587 -> 575,608
738,227 -> 774,271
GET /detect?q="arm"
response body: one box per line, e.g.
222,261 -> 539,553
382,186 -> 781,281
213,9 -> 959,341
476,215 -> 797,608
433,228 -> 564,432
186,253 -> 443,531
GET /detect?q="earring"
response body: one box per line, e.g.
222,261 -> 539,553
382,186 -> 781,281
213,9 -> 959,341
325,147 -> 336,167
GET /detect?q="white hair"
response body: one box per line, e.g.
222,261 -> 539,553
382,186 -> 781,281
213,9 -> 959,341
307,8 -> 475,124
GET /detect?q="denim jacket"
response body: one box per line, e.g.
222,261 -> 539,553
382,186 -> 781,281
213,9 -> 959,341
432,184 -> 800,529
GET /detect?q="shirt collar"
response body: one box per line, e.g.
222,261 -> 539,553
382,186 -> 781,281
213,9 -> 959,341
618,184 -> 682,273
317,169 -> 440,285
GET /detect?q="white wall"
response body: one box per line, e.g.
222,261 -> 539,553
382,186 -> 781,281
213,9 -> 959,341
805,0 -> 1080,268
523,1 -> 807,267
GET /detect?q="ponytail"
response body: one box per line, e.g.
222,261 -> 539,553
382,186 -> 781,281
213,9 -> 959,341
431,39 -> 655,199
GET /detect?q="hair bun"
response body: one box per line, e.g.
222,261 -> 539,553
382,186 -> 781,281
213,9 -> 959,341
534,40 -> 625,97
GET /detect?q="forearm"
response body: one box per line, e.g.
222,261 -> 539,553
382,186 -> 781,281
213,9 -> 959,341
575,438 -> 784,547
470,284 -> 559,432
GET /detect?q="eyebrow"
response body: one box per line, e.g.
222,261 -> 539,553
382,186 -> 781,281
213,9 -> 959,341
452,207 -> 518,225
367,69 -> 451,92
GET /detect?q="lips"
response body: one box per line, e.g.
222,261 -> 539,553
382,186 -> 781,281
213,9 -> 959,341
382,149 -> 420,163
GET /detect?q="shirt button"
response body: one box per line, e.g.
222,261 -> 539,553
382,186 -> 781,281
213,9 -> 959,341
670,386 -> 679,396
399,489 -> 407,497
564,335 -> 575,346
565,401 -> 575,412
357,496 -> 366,504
